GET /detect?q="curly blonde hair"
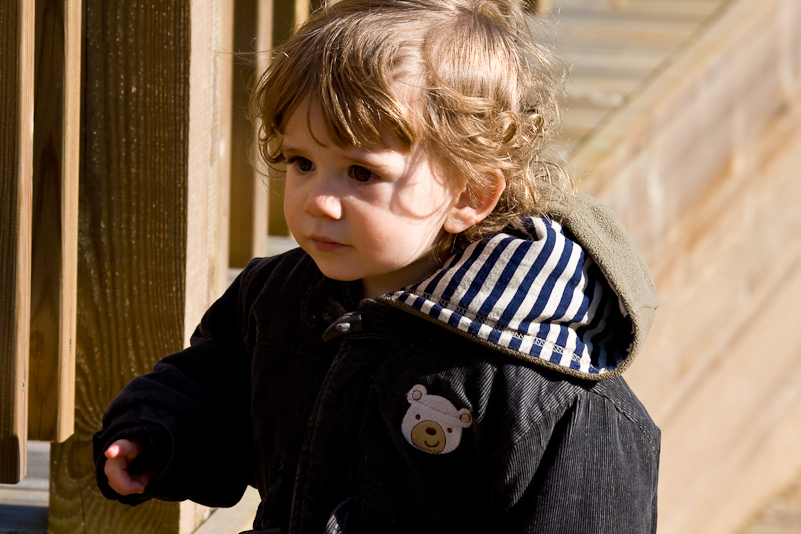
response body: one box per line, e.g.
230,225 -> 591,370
250,0 -> 570,250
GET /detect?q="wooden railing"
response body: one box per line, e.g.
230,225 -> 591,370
2,0 -> 37,487
0,1 -> 308,532
2,0 -> 82,480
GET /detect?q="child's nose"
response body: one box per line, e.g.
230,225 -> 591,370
303,175 -> 343,220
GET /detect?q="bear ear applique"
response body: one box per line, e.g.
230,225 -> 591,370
407,384 -> 427,403
401,384 -> 472,455
457,408 -> 472,428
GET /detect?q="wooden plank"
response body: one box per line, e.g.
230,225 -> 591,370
272,0 -> 302,45
565,0 -> 801,531
552,18 -> 700,49
553,1 -> 721,22
553,0 -> 722,15
181,2 -> 229,529
228,0 -> 270,268
46,1 -> 225,532
637,95 -> 801,534
59,0 -> 80,443
0,0 -> 34,485
262,0 -> 291,238
215,0 -> 234,298
541,1 -> 729,158
255,0 -> 274,102
184,0 -> 229,344
564,77 -> 632,114
568,0 -> 796,258
28,0 -> 80,444
192,486 -> 260,534
266,0 -> 310,238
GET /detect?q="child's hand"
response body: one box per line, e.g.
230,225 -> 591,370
104,439 -> 153,496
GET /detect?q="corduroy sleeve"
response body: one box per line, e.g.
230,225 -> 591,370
93,269 -> 255,508
487,377 -> 660,534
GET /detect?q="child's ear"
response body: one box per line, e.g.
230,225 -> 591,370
444,170 -> 505,234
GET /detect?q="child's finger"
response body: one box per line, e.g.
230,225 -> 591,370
104,443 -> 120,459
104,439 -> 140,460
105,458 -> 146,495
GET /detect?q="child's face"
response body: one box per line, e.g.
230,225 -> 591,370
282,98 -> 465,299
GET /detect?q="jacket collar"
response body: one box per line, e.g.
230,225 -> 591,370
379,217 -> 634,380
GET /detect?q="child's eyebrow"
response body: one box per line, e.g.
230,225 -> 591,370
279,138 -> 318,156
341,146 -> 402,170
279,143 -> 300,155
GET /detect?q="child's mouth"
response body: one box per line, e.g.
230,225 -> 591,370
310,237 -> 346,252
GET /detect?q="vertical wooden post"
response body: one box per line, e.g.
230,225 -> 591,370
47,1 -> 227,532
0,0 -> 34,485
28,0 -> 81,444
185,0 -> 232,338
228,0 -> 271,268
216,0 -> 234,297
229,0 -> 315,266
266,0 -> 308,238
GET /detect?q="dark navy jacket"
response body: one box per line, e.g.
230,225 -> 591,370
94,194 -> 661,533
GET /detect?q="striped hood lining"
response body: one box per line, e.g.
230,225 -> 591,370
381,217 -> 634,378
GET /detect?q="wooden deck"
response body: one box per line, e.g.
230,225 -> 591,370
0,442 -> 48,534
540,0 -> 729,159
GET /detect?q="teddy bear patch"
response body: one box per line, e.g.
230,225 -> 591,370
401,384 -> 472,454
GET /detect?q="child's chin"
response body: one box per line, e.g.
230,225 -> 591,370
313,263 -> 362,283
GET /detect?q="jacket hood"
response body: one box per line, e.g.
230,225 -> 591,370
378,191 -> 658,381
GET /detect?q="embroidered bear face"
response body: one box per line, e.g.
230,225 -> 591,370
401,384 -> 472,454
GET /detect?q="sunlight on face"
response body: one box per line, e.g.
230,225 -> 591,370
282,98 -> 464,298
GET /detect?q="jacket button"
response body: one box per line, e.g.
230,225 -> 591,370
335,322 -> 351,334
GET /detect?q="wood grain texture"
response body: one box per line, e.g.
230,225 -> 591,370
635,92 -> 801,534
56,0 -> 81,444
0,0 -> 34,485
46,1 -> 220,532
179,1 -> 224,527
184,0 -> 227,345
215,0 -> 234,299
28,0 -> 80,444
569,0 -> 799,268
542,0 -> 729,161
560,0 -> 801,532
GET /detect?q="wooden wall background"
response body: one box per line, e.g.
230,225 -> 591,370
565,0 -> 801,532
0,0 -> 305,532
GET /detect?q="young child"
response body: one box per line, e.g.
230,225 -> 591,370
94,0 -> 661,532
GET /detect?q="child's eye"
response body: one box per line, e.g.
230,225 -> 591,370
287,156 -> 315,173
349,165 -> 376,183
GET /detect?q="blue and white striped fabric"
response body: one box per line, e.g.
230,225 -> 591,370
384,217 -> 633,376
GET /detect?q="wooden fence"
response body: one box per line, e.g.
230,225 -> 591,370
0,0 -> 312,532
2,0 -> 82,481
